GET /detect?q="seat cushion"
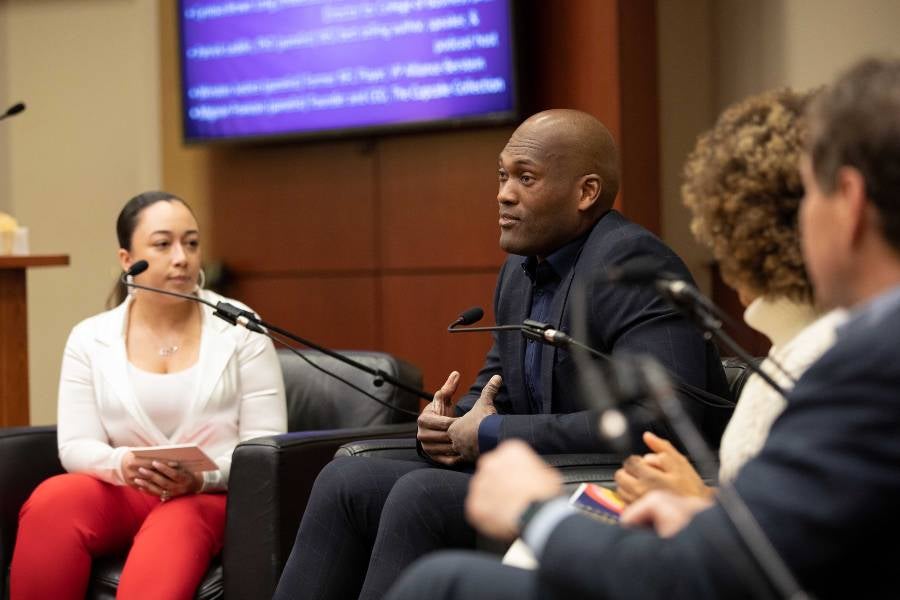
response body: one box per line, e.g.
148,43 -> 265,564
278,349 -> 422,431
722,356 -> 761,403
86,555 -> 223,600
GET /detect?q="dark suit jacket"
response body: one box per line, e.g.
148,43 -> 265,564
455,210 -> 731,453
537,289 -> 900,599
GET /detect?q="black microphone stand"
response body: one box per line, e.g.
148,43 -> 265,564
122,276 -> 432,413
658,284 -> 790,399
637,356 -> 811,600
449,318 -> 734,409
560,285 -> 809,600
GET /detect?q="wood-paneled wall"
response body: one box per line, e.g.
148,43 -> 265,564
161,1 -> 659,402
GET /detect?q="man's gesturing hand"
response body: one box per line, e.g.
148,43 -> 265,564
418,371 -> 463,465
447,375 -> 501,462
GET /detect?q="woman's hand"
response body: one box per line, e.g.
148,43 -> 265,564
123,452 -> 202,501
614,431 -> 713,505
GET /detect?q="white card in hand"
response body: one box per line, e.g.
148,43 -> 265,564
130,444 -> 218,472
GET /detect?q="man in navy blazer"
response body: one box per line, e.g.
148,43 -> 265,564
273,109 -> 730,600
385,58 -> 900,600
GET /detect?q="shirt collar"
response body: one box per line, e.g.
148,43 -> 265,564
520,229 -> 590,285
837,283 -> 900,336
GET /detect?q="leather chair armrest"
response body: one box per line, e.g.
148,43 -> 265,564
222,422 -> 416,600
336,442 -> 624,487
334,437 -> 419,461
541,453 -> 624,489
0,426 -> 64,597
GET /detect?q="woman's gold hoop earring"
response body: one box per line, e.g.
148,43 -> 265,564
196,269 -> 206,291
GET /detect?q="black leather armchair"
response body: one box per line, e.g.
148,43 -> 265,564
0,349 -> 422,600
335,357 -> 756,533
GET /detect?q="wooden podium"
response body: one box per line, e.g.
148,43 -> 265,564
0,254 -> 70,426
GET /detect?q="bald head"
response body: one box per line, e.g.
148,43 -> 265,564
496,110 -> 621,258
509,109 -> 620,211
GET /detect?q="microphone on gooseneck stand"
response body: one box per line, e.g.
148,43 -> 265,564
123,260 -> 264,332
447,307 -> 735,410
561,283 -> 809,600
0,102 -> 26,122
447,307 -> 485,329
448,303 -> 633,451
605,256 -> 795,397
122,260 -> 428,417
448,306 -> 595,354
636,356 -> 810,600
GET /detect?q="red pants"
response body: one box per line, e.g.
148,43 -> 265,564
10,473 -> 226,600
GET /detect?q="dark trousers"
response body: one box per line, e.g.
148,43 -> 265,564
384,550 -> 554,600
273,456 -> 476,600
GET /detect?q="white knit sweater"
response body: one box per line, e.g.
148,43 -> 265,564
717,298 -> 846,483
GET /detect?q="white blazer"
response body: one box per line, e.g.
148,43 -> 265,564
56,289 -> 287,491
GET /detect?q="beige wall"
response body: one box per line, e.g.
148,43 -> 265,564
657,0 -> 716,291
713,0 -> 900,107
0,1 -> 10,214
6,1 -> 900,424
658,0 -> 900,293
3,0 -> 161,424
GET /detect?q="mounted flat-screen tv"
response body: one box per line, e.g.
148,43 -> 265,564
178,0 -> 519,143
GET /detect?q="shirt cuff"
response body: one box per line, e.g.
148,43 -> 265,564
478,414 -> 503,453
521,497 -> 577,560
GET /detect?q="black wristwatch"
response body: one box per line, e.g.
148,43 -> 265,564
518,498 -> 549,532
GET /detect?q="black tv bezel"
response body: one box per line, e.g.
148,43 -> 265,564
176,0 -> 521,146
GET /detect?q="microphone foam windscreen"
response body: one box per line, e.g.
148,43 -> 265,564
458,306 -> 484,325
128,260 -> 149,277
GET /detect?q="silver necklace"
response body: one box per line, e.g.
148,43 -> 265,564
143,323 -> 185,357
131,303 -> 195,357
149,330 -> 182,357
158,342 -> 180,357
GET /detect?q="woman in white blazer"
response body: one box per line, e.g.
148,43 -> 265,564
10,192 -> 287,600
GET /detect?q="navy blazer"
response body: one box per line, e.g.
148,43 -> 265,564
455,210 -> 731,453
537,290 -> 900,598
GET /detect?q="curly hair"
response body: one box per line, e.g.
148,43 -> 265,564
682,88 -> 815,303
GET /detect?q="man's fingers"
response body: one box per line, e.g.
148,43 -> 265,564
433,371 -> 461,416
435,371 -> 461,399
417,411 -> 455,431
620,494 -> 656,528
422,442 -> 457,456
417,428 -> 453,444
431,453 -> 463,467
621,490 -> 709,537
476,374 -> 503,405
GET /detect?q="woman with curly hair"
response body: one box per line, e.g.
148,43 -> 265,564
614,88 -> 848,502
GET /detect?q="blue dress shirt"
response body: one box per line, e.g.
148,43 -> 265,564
477,233 -> 590,453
